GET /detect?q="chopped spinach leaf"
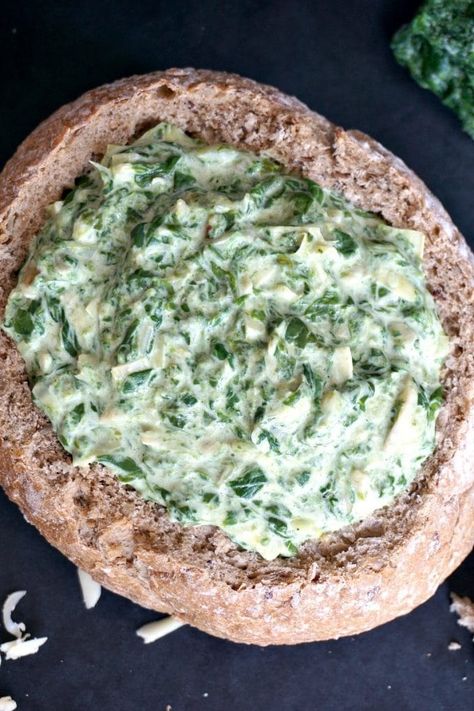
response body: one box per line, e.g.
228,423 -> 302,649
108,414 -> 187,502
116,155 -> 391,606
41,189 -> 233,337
230,467 -> 267,499
335,229 -> 357,256
392,0 -> 474,139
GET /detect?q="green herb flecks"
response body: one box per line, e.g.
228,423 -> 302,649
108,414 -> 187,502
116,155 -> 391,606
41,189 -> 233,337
230,468 -> 267,499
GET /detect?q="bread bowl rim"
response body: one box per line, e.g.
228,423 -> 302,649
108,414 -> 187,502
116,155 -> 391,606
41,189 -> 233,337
0,68 -> 472,645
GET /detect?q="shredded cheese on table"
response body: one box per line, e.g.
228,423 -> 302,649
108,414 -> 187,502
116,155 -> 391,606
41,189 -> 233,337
136,616 -> 185,644
0,590 -> 47,666
2,592 -> 26,639
0,636 -> 47,660
77,568 -> 102,609
450,593 -> 474,636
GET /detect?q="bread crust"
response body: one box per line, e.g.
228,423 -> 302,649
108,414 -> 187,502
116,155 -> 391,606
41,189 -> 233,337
0,69 -> 473,645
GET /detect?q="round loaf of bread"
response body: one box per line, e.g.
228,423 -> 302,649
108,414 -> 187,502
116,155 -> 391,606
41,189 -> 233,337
0,69 -> 473,645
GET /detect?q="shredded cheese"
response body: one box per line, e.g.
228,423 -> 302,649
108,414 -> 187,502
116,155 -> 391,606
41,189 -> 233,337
450,593 -> 474,635
136,616 -> 185,644
77,569 -> 102,609
0,591 -> 47,665
0,636 -> 47,660
2,591 -> 26,639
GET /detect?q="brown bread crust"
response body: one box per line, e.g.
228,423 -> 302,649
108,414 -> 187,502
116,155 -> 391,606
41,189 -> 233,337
0,69 -> 473,644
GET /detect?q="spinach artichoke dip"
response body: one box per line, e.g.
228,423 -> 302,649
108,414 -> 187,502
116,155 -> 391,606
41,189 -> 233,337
3,124 -> 449,560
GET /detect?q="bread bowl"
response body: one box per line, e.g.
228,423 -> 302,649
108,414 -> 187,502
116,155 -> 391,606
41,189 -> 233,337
0,68 -> 472,645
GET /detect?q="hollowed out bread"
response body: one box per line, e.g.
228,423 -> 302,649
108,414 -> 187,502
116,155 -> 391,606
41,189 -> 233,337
0,69 -> 473,645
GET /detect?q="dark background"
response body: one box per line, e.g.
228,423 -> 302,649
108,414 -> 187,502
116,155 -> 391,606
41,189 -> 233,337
0,1 -> 473,709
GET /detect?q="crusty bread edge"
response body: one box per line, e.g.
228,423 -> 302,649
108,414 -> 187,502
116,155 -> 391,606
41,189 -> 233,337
0,69 -> 472,645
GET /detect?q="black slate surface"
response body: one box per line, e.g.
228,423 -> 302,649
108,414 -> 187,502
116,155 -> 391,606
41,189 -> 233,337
0,2 -> 473,709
